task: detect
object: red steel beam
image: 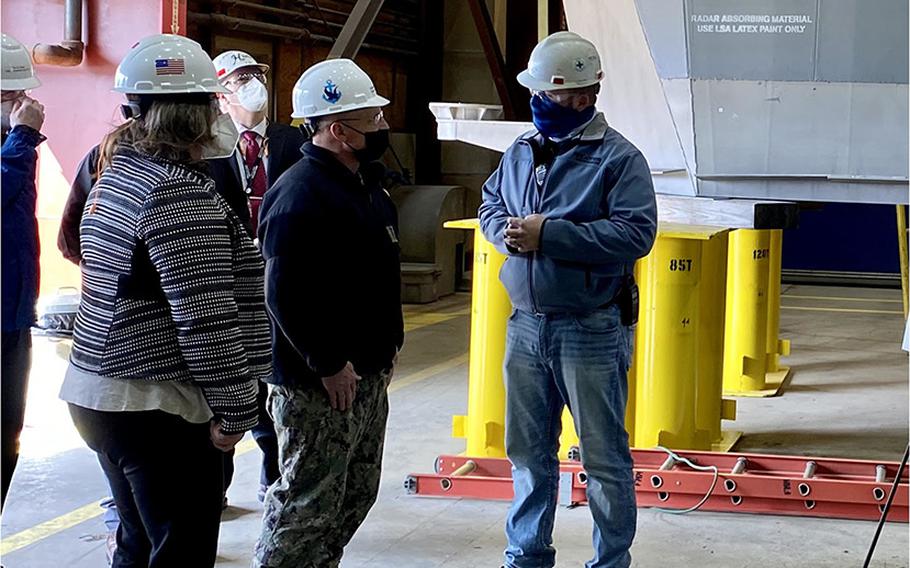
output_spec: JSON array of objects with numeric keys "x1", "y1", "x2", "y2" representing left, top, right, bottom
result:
[{"x1": 406, "y1": 450, "x2": 909, "y2": 523}]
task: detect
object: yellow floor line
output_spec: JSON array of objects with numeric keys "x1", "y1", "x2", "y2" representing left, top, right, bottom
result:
[
  {"x1": 782, "y1": 294, "x2": 903, "y2": 304},
  {"x1": 1, "y1": 355, "x2": 469, "y2": 555},
  {"x1": 389, "y1": 353, "x2": 469, "y2": 394},
  {"x1": 1, "y1": 438, "x2": 259, "y2": 556},
  {"x1": 401, "y1": 295, "x2": 471, "y2": 316},
  {"x1": 781, "y1": 305, "x2": 903, "y2": 315},
  {"x1": 404, "y1": 309, "x2": 470, "y2": 333},
  {"x1": 1, "y1": 501, "x2": 104, "y2": 556}
]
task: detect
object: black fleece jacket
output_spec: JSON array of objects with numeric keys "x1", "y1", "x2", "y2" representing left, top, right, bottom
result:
[{"x1": 258, "y1": 142, "x2": 403, "y2": 387}]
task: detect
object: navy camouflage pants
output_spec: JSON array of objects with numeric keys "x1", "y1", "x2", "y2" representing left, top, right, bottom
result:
[{"x1": 253, "y1": 371, "x2": 391, "y2": 568}]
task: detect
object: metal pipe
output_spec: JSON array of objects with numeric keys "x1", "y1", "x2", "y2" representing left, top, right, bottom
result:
[
  {"x1": 731, "y1": 457, "x2": 748, "y2": 475},
  {"x1": 450, "y1": 460, "x2": 477, "y2": 477},
  {"x1": 876, "y1": 465, "x2": 887, "y2": 483},
  {"x1": 188, "y1": 12, "x2": 418, "y2": 57},
  {"x1": 297, "y1": 0, "x2": 417, "y2": 23},
  {"x1": 797, "y1": 461, "x2": 817, "y2": 497},
  {"x1": 651, "y1": 455, "x2": 677, "y2": 489},
  {"x1": 33, "y1": 0, "x2": 85, "y2": 67},
  {"x1": 217, "y1": 0, "x2": 307, "y2": 20},
  {"x1": 303, "y1": 9, "x2": 419, "y2": 47},
  {"x1": 187, "y1": 12, "x2": 311, "y2": 40},
  {"x1": 803, "y1": 461, "x2": 817, "y2": 479}
]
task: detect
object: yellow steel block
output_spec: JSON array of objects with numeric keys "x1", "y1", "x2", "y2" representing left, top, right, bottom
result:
[
  {"x1": 721, "y1": 398, "x2": 737, "y2": 421},
  {"x1": 452, "y1": 415, "x2": 466, "y2": 439},
  {"x1": 779, "y1": 339, "x2": 792, "y2": 357},
  {"x1": 723, "y1": 230, "x2": 773, "y2": 395},
  {"x1": 765, "y1": 229, "x2": 791, "y2": 374},
  {"x1": 445, "y1": 220, "x2": 510, "y2": 457},
  {"x1": 634, "y1": 228, "x2": 720, "y2": 450},
  {"x1": 559, "y1": 409, "x2": 579, "y2": 460},
  {"x1": 694, "y1": 231, "x2": 728, "y2": 446}
]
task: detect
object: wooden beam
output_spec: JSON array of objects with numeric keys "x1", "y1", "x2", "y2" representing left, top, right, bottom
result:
[
  {"x1": 466, "y1": 0, "x2": 516, "y2": 120},
  {"x1": 327, "y1": 0, "x2": 385, "y2": 60}
]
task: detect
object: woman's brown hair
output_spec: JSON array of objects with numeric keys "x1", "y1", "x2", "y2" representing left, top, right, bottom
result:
[{"x1": 97, "y1": 93, "x2": 217, "y2": 173}]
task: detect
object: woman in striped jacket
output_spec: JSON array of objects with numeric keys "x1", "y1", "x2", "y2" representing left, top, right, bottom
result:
[{"x1": 59, "y1": 35, "x2": 270, "y2": 567}]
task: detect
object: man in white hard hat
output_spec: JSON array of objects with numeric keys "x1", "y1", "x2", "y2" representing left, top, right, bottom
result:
[
  {"x1": 209, "y1": 49, "x2": 305, "y2": 506},
  {"x1": 253, "y1": 58, "x2": 403, "y2": 568},
  {"x1": 1, "y1": 32, "x2": 46, "y2": 510},
  {"x1": 210, "y1": 50, "x2": 306, "y2": 237},
  {"x1": 479, "y1": 31, "x2": 657, "y2": 568}
]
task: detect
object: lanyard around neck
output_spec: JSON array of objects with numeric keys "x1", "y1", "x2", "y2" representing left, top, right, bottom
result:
[{"x1": 240, "y1": 135, "x2": 268, "y2": 194}]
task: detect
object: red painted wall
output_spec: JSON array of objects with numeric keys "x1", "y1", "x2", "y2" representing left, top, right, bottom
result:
[{"x1": 2, "y1": 0, "x2": 176, "y2": 293}]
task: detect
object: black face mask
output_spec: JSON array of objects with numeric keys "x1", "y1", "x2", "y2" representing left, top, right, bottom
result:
[{"x1": 342, "y1": 123, "x2": 390, "y2": 163}]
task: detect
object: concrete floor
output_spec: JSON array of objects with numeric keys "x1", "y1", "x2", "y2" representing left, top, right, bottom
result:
[{"x1": 2, "y1": 285, "x2": 908, "y2": 567}]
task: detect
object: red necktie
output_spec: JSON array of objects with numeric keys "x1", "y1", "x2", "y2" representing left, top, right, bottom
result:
[{"x1": 241, "y1": 130, "x2": 267, "y2": 234}]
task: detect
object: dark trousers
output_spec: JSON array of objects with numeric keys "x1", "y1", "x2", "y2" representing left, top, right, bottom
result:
[
  {"x1": 1, "y1": 328, "x2": 32, "y2": 509},
  {"x1": 69, "y1": 405, "x2": 224, "y2": 568},
  {"x1": 223, "y1": 381, "x2": 279, "y2": 492}
]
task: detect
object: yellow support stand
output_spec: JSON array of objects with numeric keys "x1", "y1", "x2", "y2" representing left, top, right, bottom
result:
[
  {"x1": 559, "y1": 410, "x2": 580, "y2": 460},
  {"x1": 633, "y1": 224, "x2": 740, "y2": 451},
  {"x1": 445, "y1": 220, "x2": 741, "y2": 459},
  {"x1": 765, "y1": 230, "x2": 792, "y2": 385},
  {"x1": 723, "y1": 230, "x2": 785, "y2": 397},
  {"x1": 695, "y1": 230, "x2": 741, "y2": 452},
  {"x1": 445, "y1": 220, "x2": 509, "y2": 457},
  {"x1": 897, "y1": 205, "x2": 909, "y2": 318}
]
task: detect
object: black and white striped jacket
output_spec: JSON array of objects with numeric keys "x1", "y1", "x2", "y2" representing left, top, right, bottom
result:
[{"x1": 70, "y1": 149, "x2": 271, "y2": 433}]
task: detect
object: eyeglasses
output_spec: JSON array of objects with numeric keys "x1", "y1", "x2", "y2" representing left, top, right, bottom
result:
[
  {"x1": 531, "y1": 90, "x2": 569, "y2": 103},
  {"x1": 224, "y1": 72, "x2": 267, "y2": 91},
  {"x1": 339, "y1": 110, "x2": 386, "y2": 127}
]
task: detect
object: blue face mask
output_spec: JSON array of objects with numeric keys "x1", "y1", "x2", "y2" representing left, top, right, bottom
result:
[{"x1": 530, "y1": 92, "x2": 596, "y2": 139}]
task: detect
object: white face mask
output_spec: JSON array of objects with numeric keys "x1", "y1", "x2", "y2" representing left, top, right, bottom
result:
[
  {"x1": 233, "y1": 79, "x2": 268, "y2": 113},
  {"x1": 201, "y1": 113, "x2": 241, "y2": 160}
]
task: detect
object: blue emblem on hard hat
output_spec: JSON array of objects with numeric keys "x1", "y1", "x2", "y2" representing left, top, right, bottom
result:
[
  {"x1": 575, "y1": 59, "x2": 585, "y2": 71},
  {"x1": 323, "y1": 80, "x2": 342, "y2": 104}
]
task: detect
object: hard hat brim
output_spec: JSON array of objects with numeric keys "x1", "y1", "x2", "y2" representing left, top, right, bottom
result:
[
  {"x1": 517, "y1": 69, "x2": 600, "y2": 92},
  {"x1": 221, "y1": 63, "x2": 270, "y2": 80},
  {"x1": 292, "y1": 94, "x2": 390, "y2": 119},
  {"x1": 1, "y1": 75, "x2": 41, "y2": 91},
  {"x1": 112, "y1": 83, "x2": 230, "y2": 95}
]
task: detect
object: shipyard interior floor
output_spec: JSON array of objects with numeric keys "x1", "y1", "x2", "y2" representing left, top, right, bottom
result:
[{"x1": 1, "y1": 284, "x2": 908, "y2": 568}]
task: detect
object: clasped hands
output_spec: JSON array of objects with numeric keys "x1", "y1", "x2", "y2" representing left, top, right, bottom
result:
[{"x1": 504, "y1": 214, "x2": 546, "y2": 253}]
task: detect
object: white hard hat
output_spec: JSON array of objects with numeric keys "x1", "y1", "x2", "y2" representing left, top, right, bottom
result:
[
  {"x1": 292, "y1": 58, "x2": 389, "y2": 119},
  {"x1": 1, "y1": 33, "x2": 40, "y2": 91},
  {"x1": 517, "y1": 31, "x2": 603, "y2": 92},
  {"x1": 212, "y1": 50, "x2": 269, "y2": 82},
  {"x1": 113, "y1": 34, "x2": 228, "y2": 95}
]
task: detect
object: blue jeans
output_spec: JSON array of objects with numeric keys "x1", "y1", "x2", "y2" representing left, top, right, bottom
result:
[{"x1": 503, "y1": 306, "x2": 636, "y2": 568}]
